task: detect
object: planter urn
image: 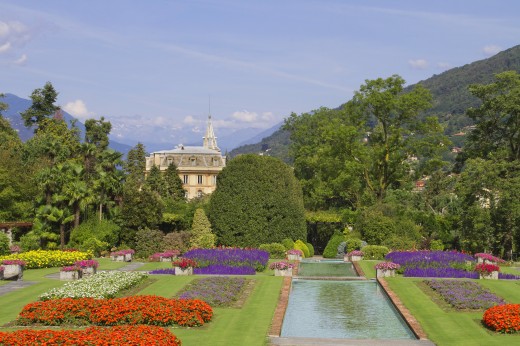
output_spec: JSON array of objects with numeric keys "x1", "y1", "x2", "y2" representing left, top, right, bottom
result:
[
  {"x1": 480, "y1": 271, "x2": 499, "y2": 280},
  {"x1": 174, "y1": 266, "x2": 193, "y2": 275},
  {"x1": 287, "y1": 254, "x2": 302, "y2": 261},
  {"x1": 60, "y1": 270, "x2": 83, "y2": 281},
  {"x1": 82, "y1": 266, "x2": 97, "y2": 276},
  {"x1": 3, "y1": 264, "x2": 23, "y2": 280},
  {"x1": 350, "y1": 255, "x2": 363, "y2": 262},
  {"x1": 376, "y1": 268, "x2": 396, "y2": 278},
  {"x1": 274, "y1": 268, "x2": 293, "y2": 277}
]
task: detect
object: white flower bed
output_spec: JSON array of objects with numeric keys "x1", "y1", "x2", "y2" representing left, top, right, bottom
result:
[{"x1": 39, "y1": 271, "x2": 148, "y2": 301}]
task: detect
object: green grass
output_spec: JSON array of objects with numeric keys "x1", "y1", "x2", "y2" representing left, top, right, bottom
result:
[
  {"x1": 96, "y1": 257, "x2": 129, "y2": 270},
  {"x1": 357, "y1": 260, "x2": 380, "y2": 278},
  {"x1": 386, "y1": 277, "x2": 520, "y2": 346}
]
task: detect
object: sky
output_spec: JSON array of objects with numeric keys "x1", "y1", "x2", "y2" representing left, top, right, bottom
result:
[{"x1": 1, "y1": 0, "x2": 520, "y2": 148}]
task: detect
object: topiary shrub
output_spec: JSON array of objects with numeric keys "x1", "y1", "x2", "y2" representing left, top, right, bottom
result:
[
  {"x1": 294, "y1": 239, "x2": 310, "y2": 258},
  {"x1": 345, "y1": 238, "x2": 362, "y2": 253},
  {"x1": 259, "y1": 243, "x2": 286, "y2": 259},
  {"x1": 361, "y1": 245, "x2": 389, "y2": 260},
  {"x1": 281, "y1": 238, "x2": 295, "y2": 251},
  {"x1": 322, "y1": 232, "x2": 345, "y2": 258},
  {"x1": 305, "y1": 242, "x2": 315, "y2": 257},
  {"x1": 134, "y1": 228, "x2": 165, "y2": 259}
]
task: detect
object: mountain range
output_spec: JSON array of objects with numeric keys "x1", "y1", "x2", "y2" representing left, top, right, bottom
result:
[{"x1": 229, "y1": 44, "x2": 520, "y2": 162}]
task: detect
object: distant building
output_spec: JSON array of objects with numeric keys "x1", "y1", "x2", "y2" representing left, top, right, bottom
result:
[{"x1": 145, "y1": 115, "x2": 226, "y2": 199}]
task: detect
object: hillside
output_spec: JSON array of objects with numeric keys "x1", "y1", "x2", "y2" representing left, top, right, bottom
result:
[{"x1": 230, "y1": 44, "x2": 520, "y2": 162}]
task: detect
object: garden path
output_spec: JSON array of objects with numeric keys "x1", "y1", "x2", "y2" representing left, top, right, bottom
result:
[
  {"x1": 116, "y1": 262, "x2": 145, "y2": 271},
  {"x1": 0, "y1": 280, "x2": 37, "y2": 297}
]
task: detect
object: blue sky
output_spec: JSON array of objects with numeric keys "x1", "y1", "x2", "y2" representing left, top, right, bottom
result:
[{"x1": 1, "y1": 0, "x2": 520, "y2": 147}]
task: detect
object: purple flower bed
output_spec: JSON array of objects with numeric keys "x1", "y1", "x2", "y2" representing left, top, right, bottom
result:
[
  {"x1": 194, "y1": 265, "x2": 256, "y2": 275},
  {"x1": 149, "y1": 268, "x2": 176, "y2": 275},
  {"x1": 183, "y1": 248, "x2": 269, "y2": 272},
  {"x1": 498, "y1": 272, "x2": 520, "y2": 280},
  {"x1": 425, "y1": 279, "x2": 506, "y2": 310},
  {"x1": 177, "y1": 277, "x2": 248, "y2": 307},
  {"x1": 406, "y1": 267, "x2": 478, "y2": 279}
]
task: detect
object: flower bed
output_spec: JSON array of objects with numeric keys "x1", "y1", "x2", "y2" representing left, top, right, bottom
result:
[
  {"x1": 149, "y1": 250, "x2": 180, "y2": 262},
  {"x1": 405, "y1": 267, "x2": 479, "y2": 279},
  {"x1": 172, "y1": 257, "x2": 198, "y2": 269},
  {"x1": 498, "y1": 272, "x2": 520, "y2": 280},
  {"x1": 269, "y1": 261, "x2": 295, "y2": 270},
  {"x1": 183, "y1": 247, "x2": 269, "y2": 272},
  {"x1": 374, "y1": 262, "x2": 400, "y2": 270},
  {"x1": 385, "y1": 250, "x2": 475, "y2": 277},
  {"x1": 0, "y1": 250, "x2": 91, "y2": 269},
  {"x1": 483, "y1": 304, "x2": 520, "y2": 333},
  {"x1": 17, "y1": 295, "x2": 212, "y2": 327},
  {"x1": 39, "y1": 271, "x2": 147, "y2": 300},
  {"x1": 425, "y1": 279, "x2": 506, "y2": 310},
  {"x1": 0, "y1": 325, "x2": 181, "y2": 346},
  {"x1": 177, "y1": 277, "x2": 248, "y2": 307},
  {"x1": 195, "y1": 264, "x2": 256, "y2": 275},
  {"x1": 475, "y1": 263, "x2": 500, "y2": 275}
]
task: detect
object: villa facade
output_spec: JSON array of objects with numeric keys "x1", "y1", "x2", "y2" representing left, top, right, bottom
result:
[{"x1": 145, "y1": 115, "x2": 226, "y2": 199}]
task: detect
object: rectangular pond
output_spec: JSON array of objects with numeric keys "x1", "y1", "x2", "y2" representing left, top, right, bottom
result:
[
  {"x1": 281, "y1": 279, "x2": 416, "y2": 339},
  {"x1": 298, "y1": 260, "x2": 357, "y2": 277}
]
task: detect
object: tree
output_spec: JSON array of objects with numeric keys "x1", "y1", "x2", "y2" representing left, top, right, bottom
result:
[
  {"x1": 20, "y1": 82, "x2": 59, "y2": 132},
  {"x1": 124, "y1": 143, "x2": 146, "y2": 189},
  {"x1": 189, "y1": 208, "x2": 215, "y2": 248},
  {"x1": 465, "y1": 70, "x2": 520, "y2": 162},
  {"x1": 145, "y1": 165, "x2": 165, "y2": 196},
  {"x1": 164, "y1": 163, "x2": 185, "y2": 202},
  {"x1": 208, "y1": 154, "x2": 306, "y2": 247}
]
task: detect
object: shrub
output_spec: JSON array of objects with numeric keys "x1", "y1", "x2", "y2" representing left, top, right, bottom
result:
[
  {"x1": 382, "y1": 235, "x2": 417, "y2": 251},
  {"x1": 0, "y1": 233, "x2": 9, "y2": 255},
  {"x1": 258, "y1": 243, "x2": 286, "y2": 259},
  {"x1": 79, "y1": 237, "x2": 109, "y2": 257},
  {"x1": 305, "y1": 242, "x2": 315, "y2": 257},
  {"x1": 19, "y1": 232, "x2": 40, "y2": 251},
  {"x1": 189, "y1": 208, "x2": 216, "y2": 249},
  {"x1": 345, "y1": 238, "x2": 362, "y2": 253},
  {"x1": 294, "y1": 239, "x2": 310, "y2": 258},
  {"x1": 134, "y1": 228, "x2": 165, "y2": 258},
  {"x1": 281, "y1": 238, "x2": 295, "y2": 250},
  {"x1": 483, "y1": 304, "x2": 520, "y2": 333},
  {"x1": 163, "y1": 231, "x2": 191, "y2": 254},
  {"x1": 69, "y1": 219, "x2": 118, "y2": 250},
  {"x1": 430, "y1": 239, "x2": 445, "y2": 251},
  {"x1": 361, "y1": 245, "x2": 389, "y2": 260},
  {"x1": 322, "y1": 232, "x2": 345, "y2": 258}
]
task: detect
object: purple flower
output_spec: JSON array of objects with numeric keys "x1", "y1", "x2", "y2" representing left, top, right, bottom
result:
[
  {"x1": 183, "y1": 247, "x2": 269, "y2": 272},
  {"x1": 425, "y1": 279, "x2": 505, "y2": 310},
  {"x1": 177, "y1": 277, "x2": 247, "y2": 307}
]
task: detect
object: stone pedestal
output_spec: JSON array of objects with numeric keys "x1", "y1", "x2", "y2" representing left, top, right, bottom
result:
[
  {"x1": 287, "y1": 254, "x2": 302, "y2": 261},
  {"x1": 160, "y1": 256, "x2": 173, "y2": 262},
  {"x1": 480, "y1": 271, "x2": 499, "y2": 280},
  {"x1": 124, "y1": 254, "x2": 133, "y2": 262},
  {"x1": 350, "y1": 255, "x2": 363, "y2": 262},
  {"x1": 274, "y1": 268, "x2": 293, "y2": 277},
  {"x1": 174, "y1": 267, "x2": 193, "y2": 275},
  {"x1": 82, "y1": 266, "x2": 97, "y2": 276},
  {"x1": 60, "y1": 270, "x2": 82, "y2": 281},
  {"x1": 376, "y1": 268, "x2": 396, "y2": 278},
  {"x1": 3, "y1": 264, "x2": 23, "y2": 280}
]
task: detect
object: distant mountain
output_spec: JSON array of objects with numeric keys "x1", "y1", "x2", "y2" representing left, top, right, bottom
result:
[
  {"x1": 1, "y1": 93, "x2": 132, "y2": 155},
  {"x1": 230, "y1": 44, "x2": 520, "y2": 162}
]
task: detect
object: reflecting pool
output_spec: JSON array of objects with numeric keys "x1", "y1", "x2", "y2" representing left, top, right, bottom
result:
[
  {"x1": 281, "y1": 279, "x2": 416, "y2": 339},
  {"x1": 298, "y1": 260, "x2": 357, "y2": 277}
]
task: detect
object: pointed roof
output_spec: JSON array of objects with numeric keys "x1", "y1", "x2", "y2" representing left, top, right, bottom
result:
[{"x1": 203, "y1": 114, "x2": 219, "y2": 151}]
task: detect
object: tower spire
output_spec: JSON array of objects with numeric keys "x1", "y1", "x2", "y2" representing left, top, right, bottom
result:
[{"x1": 203, "y1": 106, "x2": 219, "y2": 151}]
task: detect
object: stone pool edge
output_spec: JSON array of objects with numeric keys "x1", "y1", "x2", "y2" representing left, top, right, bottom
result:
[{"x1": 377, "y1": 277, "x2": 429, "y2": 341}]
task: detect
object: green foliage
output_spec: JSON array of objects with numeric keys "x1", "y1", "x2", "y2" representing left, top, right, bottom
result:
[
  {"x1": 430, "y1": 239, "x2": 445, "y2": 251},
  {"x1": 382, "y1": 235, "x2": 417, "y2": 251},
  {"x1": 0, "y1": 232, "x2": 9, "y2": 255},
  {"x1": 209, "y1": 155, "x2": 306, "y2": 247},
  {"x1": 305, "y1": 242, "x2": 315, "y2": 257},
  {"x1": 134, "y1": 228, "x2": 165, "y2": 258},
  {"x1": 19, "y1": 232, "x2": 41, "y2": 251},
  {"x1": 69, "y1": 219, "x2": 119, "y2": 249},
  {"x1": 163, "y1": 231, "x2": 191, "y2": 254},
  {"x1": 258, "y1": 243, "x2": 286, "y2": 259},
  {"x1": 361, "y1": 245, "x2": 389, "y2": 260},
  {"x1": 345, "y1": 238, "x2": 362, "y2": 253},
  {"x1": 163, "y1": 163, "x2": 185, "y2": 202},
  {"x1": 189, "y1": 208, "x2": 216, "y2": 249},
  {"x1": 281, "y1": 238, "x2": 295, "y2": 250},
  {"x1": 322, "y1": 232, "x2": 345, "y2": 258},
  {"x1": 356, "y1": 209, "x2": 396, "y2": 245},
  {"x1": 79, "y1": 237, "x2": 109, "y2": 257},
  {"x1": 20, "y1": 82, "x2": 59, "y2": 131},
  {"x1": 294, "y1": 239, "x2": 310, "y2": 258},
  {"x1": 145, "y1": 165, "x2": 164, "y2": 196}
]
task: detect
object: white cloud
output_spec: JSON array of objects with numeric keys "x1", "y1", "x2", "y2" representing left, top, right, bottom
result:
[
  {"x1": 183, "y1": 115, "x2": 199, "y2": 125},
  {"x1": 483, "y1": 45, "x2": 501, "y2": 56},
  {"x1": 437, "y1": 62, "x2": 451, "y2": 69},
  {"x1": 0, "y1": 20, "x2": 30, "y2": 54},
  {"x1": 232, "y1": 110, "x2": 258, "y2": 123},
  {"x1": 63, "y1": 99, "x2": 90, "y2": 119},
  {"x1": 14, "y1": 53, "x2": 27, "y2": 65},
  {"x1": 408, "y1": 59, "x2": 429, "y2": 70},
  {"x1": 0, "y1": 41, "x2": 11, "y2": 53},
  {"x1": 260, "y1": 112, "x2": 274, "y2": 122}
]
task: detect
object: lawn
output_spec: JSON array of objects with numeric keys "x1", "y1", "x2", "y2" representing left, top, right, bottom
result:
[{"x1": 0, "y1": 258, "x2": 284, "y2": 346}]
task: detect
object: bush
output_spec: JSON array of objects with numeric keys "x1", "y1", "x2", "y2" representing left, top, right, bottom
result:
[
  {"x1": 430, "y1": 239, "x2": 445, "y2": 251},
  {"x1": 322, "y1": 232, "x2": 345, "y2": 258},
  {"x1": 79, "y1": 237, "x2": 109, "y2": 257},
  {"x1": 382, "y1": 235, "x2": 417, "y2": 251},
  {"x1": 305, "y1": 242, "x2": 315, "y2": 257},
  {"x1": 259, "y1": 243, "x2": 286, "y2": 259},
  {"x1": 281, "y1": 238, "x2": 295, "y2": 250},
  {"x1": 189, "y1": 209, "x2": 216, "y2": 249},
  {"x1": 294, "y1": 239, "x2": 310, "y2": 258},
  {"x1": 345, "y1": 238, "x2": 362, "y2": 253},
  {"x1": 0, "y1": 233, "x2": 9, "y2": 255},
  {"x1": 19, "y1": 232, "x2": 40, "y2": 251},
  {"x1": 361, "y1": 245, "x2": 389, "y2": 260},
  {"x1": 69, "y1": 219, "x2": 119, "y2": 250},
  {"x1": 163, "y1": 231, "x2": 191, "y2": 254},
  {"x1": 134, "y1": 228, "x2": 165, "y2": 259}
]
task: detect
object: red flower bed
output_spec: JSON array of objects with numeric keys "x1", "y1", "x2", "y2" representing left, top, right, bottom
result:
[
  {"x1": 17, "y1": 295, "x2": 212, "y2": 327},
  {"x1": 483, "y1": 304, "x2": 520, "y2": 333},
  {"x1": 0, "y1": 325, "x2": 181, "y2": 345}
]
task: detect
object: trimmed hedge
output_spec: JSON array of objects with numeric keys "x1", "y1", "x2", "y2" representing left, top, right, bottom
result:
[
  {"x1": 294, "y1": 240, "x2": 310, "y2": 258},
  {"x1": 305, "y1": 242, "x2": 315, "y2": 257},
  {"x1": 323, "y1": 233, "x2": 345, "y2": 258},
  {"x1": 361, "y1": 245, "x2": 389, "y2": 260},
  {"x1": 259, "y1": 243, "x2": 286, "y2": 259}
]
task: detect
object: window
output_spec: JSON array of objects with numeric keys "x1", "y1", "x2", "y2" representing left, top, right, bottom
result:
[
  {"x1": 212, "y1": 175, "x2": 217, "y2": 185},
  {"x1": 197, "y1": 190, "x2": 203, "y2": 198},
  {"x1": 167, "y1": 158, "x2": 173, "y2": 166},
  {"x1": 190, "y1": 157, "x2": 196, "y2": 166},
  {"x1": 183, "y1": 175, "x2": 189, "y2": 184},
  {"x1": 198, "y1": 175, "x2": 203, "y2": 184}
]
